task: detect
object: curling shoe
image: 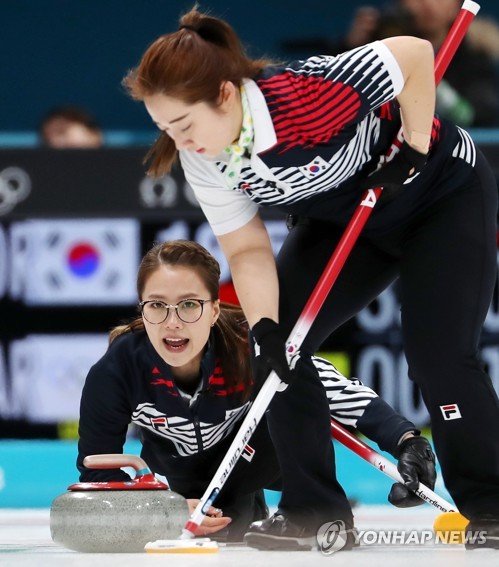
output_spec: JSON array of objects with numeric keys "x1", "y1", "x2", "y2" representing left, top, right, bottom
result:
[
  {"x1": 465, "y1": 515, "x2": 499, "y2": 550},
  {"x1": 244, "y1": 512, "x2": 358, "y2": 551},
  {"x1": 244, "y1": 513, "x2": 316, "y2": 550}
]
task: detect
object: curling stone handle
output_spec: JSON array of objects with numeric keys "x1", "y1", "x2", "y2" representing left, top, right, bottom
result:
[{"x1": 83, "y1": 454, "x2": 153, "y2": 478}]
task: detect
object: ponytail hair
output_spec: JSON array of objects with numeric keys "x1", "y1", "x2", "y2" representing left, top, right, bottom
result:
[
  {"x1": 122, "y1": 6, "x2": 274, "y2": 177},
  {"x1": 109, "y1": 318, "x2": 144, "y2": 344}
]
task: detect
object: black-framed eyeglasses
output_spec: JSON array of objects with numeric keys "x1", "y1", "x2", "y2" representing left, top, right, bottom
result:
[{"x1": 139, "y1": 299, "x2": 212, "y2": 324}]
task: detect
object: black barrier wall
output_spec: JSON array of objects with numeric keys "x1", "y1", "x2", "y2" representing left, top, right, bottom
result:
[{"x1": 0, "y1": 147, "x2": 498, "y2": 437}]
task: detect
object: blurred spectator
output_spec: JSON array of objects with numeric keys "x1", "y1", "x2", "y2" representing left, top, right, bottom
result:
[
  {"x1": 282, "y1": 0, "x2": 499, "y2": 127},
  {"x1": 39, "y1": 106, "x2": 103, "y2": 148},
  {"x1": 467, "y1": 15, "x2": 499, "y2": 63}
]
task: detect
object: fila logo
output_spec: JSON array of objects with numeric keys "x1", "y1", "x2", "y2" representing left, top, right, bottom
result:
[
  {"x1": 151, "y1": 416, "x2": 168, "y2": 430},
  {"x1": 242, "y1": 444, "x2": 255, "y2": 462},
  {"x1": 440, "y1": 404, "x2": 462, "y2": 421}
]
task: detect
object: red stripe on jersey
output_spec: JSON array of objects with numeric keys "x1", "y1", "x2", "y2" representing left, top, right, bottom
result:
[
  {"x1": 258, "y1": 73, "x2": 361, "y2": 152},
  {"x1": 151, "y1": 378, "x2": 175, "y2": 387},
  {"x1": 208, "y1": 360, "x2": 246, "y2": 396},
  {"x1": 379, "y1": 102, "x2": 392, "y2": 121},
  {"x1": 430, "y1": 116, "x2": 441, "y2": 150},
  {"x1": 212, "y1": 382, "x2": 246, "y2": 396}
]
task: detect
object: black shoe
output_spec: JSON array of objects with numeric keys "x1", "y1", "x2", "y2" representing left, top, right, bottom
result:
[
  {"x1": 244, "y1": 513, "x2": 316, "y2": 550},
  {"x1": 244, "y1": 512, "x2": 357, "y2": 551},
  {"x1": 465, "y1": 515, "x2": 499, "y2": 550}
]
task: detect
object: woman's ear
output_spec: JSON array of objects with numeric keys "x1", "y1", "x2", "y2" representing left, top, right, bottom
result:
[
  {"x1": 219, "y1": 81, "x2": 237, "y2": 106},
  {"x1": 211, "y1": 299, "x2": 221, "y2": 326}
]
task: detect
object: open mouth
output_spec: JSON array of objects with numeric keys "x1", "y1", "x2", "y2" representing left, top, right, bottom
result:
[{"x1": 162, "y1": 337, "x2": 189, "y2": 352}]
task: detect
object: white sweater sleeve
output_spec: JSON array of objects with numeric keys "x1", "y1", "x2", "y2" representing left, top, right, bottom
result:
[
  {"x1": 179, "y1": 150, "x2": 259, "y2": 236},
  {"x1": 369, "y1": 40, "x2": 405, "y2": 98}
]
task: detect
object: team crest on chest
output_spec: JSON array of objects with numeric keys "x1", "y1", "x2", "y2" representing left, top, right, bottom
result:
[{"x1": 298, "y1": 156, "x2": 330, "y2": 179}]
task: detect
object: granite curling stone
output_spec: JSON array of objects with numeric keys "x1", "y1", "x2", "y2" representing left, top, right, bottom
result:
[{"x1": 50, "y1": 454, "x2": 189, "y2": 553}]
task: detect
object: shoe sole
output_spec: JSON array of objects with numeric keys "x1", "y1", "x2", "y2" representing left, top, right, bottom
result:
[
  {"x1": 465, "y1": 535, "x2": 499, "y2": 551},
  {"x1": 244, "y1": 533, "x2": 315, "y2": 551},
  {"x1": 465, "y1": 523, "x2": 499, "y2": 550}
]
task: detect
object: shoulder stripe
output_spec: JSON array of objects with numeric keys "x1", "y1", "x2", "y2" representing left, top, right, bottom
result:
[{"x1": 452, "y1": 127, "x2": 476, "y2": 166}]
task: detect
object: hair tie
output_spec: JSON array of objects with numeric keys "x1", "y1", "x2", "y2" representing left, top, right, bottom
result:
[{"x1": 179, "y1": 24, "x2": 197, "y2": 32}]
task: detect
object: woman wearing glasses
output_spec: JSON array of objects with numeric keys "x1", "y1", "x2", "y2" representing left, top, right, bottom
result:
[{"x1": 77, "y1": 239, "x2": 435, "y2": 545}]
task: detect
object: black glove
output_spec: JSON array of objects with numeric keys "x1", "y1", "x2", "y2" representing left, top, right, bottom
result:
[
  {"x1": 388, "y1": 434, "x2": 437, "y2": 508},
  {"x1": 251, "y1": 318, "x2": 292, "y2": 389},
  {"x1": 360, "y1": 140, "x2": 428, "y2": 198}
]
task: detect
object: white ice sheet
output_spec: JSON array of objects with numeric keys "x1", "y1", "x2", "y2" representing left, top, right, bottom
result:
[{"x1": 1, "y1": 506, "x2": 497, "y2": 567}]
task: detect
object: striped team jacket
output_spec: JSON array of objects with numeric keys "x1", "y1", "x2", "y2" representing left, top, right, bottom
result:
[{"x1": 77, "y1": 329, "x2": 415, "y2": 494}]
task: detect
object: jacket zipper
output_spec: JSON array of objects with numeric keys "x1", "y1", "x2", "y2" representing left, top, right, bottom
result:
[{"x1": 192, "y1": 415, "x2": 203, "y2": 451}]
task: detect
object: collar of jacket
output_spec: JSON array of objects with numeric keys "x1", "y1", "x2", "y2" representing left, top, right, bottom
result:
[{"x1": 144, "y1": 329, "x2": 217, "y2": 393}]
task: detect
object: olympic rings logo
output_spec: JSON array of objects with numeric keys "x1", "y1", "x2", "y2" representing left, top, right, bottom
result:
[
  {"x1": 0, "y1": 167, "x2": 31, "y2": 215},
  {"x1": 138, "y1": 175, "x2": 200, "y2": 209},
  {"x1": 138, "y1": 175, "x2": 178, "y2": 208}
]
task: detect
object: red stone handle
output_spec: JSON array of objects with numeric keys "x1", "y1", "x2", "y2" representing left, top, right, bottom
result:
[{"x1": 81, "y1": 454, "x2": 168, "y2": 488}]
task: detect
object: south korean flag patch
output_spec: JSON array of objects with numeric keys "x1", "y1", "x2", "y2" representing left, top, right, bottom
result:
[{"x1": 298, "y1": 156, "x2": 330, "y2": 179}]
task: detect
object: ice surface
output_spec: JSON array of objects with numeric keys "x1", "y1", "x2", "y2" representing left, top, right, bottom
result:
[{"x1": 1, "y1": 506, "x2": 497, "y2": 566}]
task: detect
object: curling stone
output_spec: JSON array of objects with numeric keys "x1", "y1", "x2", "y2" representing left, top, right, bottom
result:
[{"x1": 50, "y1": 454, "x2": 189, "y2": 553}]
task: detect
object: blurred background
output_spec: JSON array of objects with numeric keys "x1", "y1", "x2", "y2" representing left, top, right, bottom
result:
[
  {"x1": 5, "y1": 0, "x2": 499, "y2": 135},
  {"x1": 4, "y1": 0, "x2": 401, "y2": 136},
  {"x1": 1, "y1": 0, "x2": 499, "y2": 508}
]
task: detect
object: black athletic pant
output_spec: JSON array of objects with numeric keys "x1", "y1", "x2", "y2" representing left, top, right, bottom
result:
[
  {"x1": 274, "y1": 150, "x2": 499, "y2": 521},
  {"x1": 266, "y1": 356, "x2": 354, "y2": 527}
]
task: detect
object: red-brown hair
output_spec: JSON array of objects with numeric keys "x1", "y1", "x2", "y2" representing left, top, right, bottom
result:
[
  {"x1": 122, "y1": 6, "x2": 273, "y2": 176},
  {"x1": 110, "y1": 240, "x2": 251, "y2": 398}
]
